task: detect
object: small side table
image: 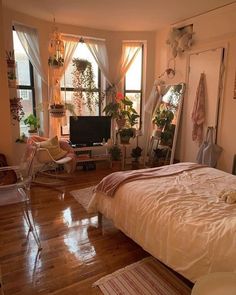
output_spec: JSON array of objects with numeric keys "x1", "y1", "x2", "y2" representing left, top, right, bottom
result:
[{"x1": 191, "y1": 272, "x2": 236, "y2": 295}]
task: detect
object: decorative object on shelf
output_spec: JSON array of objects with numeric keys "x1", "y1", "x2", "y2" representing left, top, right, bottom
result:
[
  {"x1": 6, "y1": 50, "x2": 17, "y2": 87},
  {"x1": 72, "y1": 58, "x2": 98, "y2": 114},
  {"x1": 10, "y1": 97, "x2": 25, "y2": 122},
  {"x1": 48, "y1": 20, "x2": 65, "y2": 119},
  {"x1": 166, "y1": 26, "x2": 194, "y2": 58},
  {"x1": 23, "y1": 114, "x2": 40, "y2": 133}
]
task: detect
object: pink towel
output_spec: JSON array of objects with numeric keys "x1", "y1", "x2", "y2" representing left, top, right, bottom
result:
[{"x1": 192, "y1": 73, "x2": 206, "y2": 144}]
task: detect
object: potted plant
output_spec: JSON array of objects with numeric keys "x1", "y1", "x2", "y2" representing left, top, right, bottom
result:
[
  {"x1": 131, "y1": 146, "x2": 142, "y2": 169},
  {"x1": 72, "y1": 58, "x2": 98, "y2": 114},
  {"x1": 103, "y1": 93, "x2": 139, "y2": 130},
  {"x1": 119, "y1": 128, "x2": 135, "y2": 144},
  {"x1": 23, "y1": 114, "x2": 40, "y2": 133},
  {"x1": 10, "y1": 97, "x2": 25, "y2": 122},
  {"x1": 108, "y1": 144, "x2": 122, "y2": 171}
]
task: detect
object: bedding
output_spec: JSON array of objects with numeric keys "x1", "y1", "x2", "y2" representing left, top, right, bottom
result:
[{"x1": 88, "y1": 163, "x2": 236, "y2": 283}]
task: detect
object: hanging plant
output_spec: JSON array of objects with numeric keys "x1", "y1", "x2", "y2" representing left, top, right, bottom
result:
[
  {"x1": 10, "y1": 97, "x2": 25, "y2": 122},
  {"x1": 72, "y1": 58, "x2": 99, "y2": 114}
]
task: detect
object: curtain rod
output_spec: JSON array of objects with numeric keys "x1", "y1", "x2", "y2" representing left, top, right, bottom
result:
[
  {"x1": 171, "y1": 1, "x2": 236, "y2": 26},
  {"x1": 62, "y1": 33, "x2": 105, "y2": 42}
]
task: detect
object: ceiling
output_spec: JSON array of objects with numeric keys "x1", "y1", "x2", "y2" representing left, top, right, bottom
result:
[{"x1": 4, "y1": 0, "x2": 236, "y2": 31}]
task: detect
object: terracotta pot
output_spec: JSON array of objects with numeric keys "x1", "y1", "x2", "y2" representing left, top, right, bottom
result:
[
  {"x1": 116, "y1": 118, "x2": 126, "y2": 129},
  {"x1": 120, "y1": 135, "x2": 131, "y2": 144}
]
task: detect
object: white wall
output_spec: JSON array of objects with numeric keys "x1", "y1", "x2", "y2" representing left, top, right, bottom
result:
[
  {"x1": 0, "y1": 0, "x2": 13, "y2": 163},
  {"x1": 155, "y1": 3, "x2": 236, "y2": 173}
]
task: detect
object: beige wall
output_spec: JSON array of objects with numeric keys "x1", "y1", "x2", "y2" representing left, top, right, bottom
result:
[
  {"x1": 0, "y1": 1, "x2": 13, "y2": 163},
  {"x1": 1, "y1": 6, "x2": 156, "y2": 163},
  {"x1": 155, "y1": 3, "x2": 236, "y2": 173}
]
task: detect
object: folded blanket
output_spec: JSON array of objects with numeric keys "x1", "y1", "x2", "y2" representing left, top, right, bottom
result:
[
  {"x1": 218, "y1": 190, "x2": 236, "y2": 204},
  {"x1": 95, "y1": 162, "x2": 205, "y2": 197}
]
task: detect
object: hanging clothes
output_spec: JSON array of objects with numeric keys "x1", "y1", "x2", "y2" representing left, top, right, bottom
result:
[{"x1": 191, "y1": 73, "x2": 206, "y2": 144}]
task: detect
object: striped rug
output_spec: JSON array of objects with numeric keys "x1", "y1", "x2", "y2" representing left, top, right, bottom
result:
[{"x1": 94, "y1": 257, "x2": 192, "y2": 295}]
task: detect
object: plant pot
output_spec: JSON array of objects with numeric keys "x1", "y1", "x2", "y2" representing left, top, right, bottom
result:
[
  {"x1": 49, "y1": 104, "x2": 66, "y2": 118},
  {"x1": 116, "y1": 118, "x2": 126, "y2": 129},
  {"x1": 120, "y1": 135, "x2": 131, "y2": 144}
]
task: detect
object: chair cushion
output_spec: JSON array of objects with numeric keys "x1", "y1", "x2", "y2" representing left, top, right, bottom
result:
[{"x1": 39, "y1": 136, "x2": 67, "y2": 160}]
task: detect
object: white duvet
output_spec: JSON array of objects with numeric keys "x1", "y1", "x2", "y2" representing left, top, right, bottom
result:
[{"x1": 88, "y1": 166, "x2": 236, "y2": 282}]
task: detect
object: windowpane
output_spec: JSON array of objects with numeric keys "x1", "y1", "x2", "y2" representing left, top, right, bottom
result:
[
  {"x1": 124, "y1": 45, "x2": 143, "y2": 129},
  {"x1": 125, "y1": 49, "x2": 142, "y2": 91},
  {"x1": 13, "y1": 31, "x2": 31, "y2": 86},
  {"x1": 125, "y1": 92, "x2": 141, "y2": 127},
  {"x1": 61, "y1": 41, "x2": 101, "y2": 135},
  {"x1": 12, "y1": 29, "x2": 35, "y2": 135},
  {"x1": 61, "y1": 43, "x2": 99, "y2": 89}
]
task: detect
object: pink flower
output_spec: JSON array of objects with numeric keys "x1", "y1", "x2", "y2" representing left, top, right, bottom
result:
[{"x1": 116, "y1": 92, "x2": 124, "y2": 102}]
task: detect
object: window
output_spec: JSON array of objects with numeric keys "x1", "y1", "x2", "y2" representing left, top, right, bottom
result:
[
  {"x1": 61, "y1": 42, "x2": 102, "y2": 135},
  {"x1": 13, "y1": 30, "x2": 35, "y2": 134},
  {"x1": 124, "y1": 45, "x2": 143, "y2": 129}
]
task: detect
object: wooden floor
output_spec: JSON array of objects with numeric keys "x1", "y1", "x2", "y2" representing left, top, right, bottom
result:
[{"x1": 0, "y1": 166, "x2": 150, "y2": 295}]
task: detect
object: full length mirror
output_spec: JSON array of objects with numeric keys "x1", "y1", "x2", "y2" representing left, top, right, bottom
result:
[{"x1": 148, "y1": 82, "x2": 185, "y2": 166}]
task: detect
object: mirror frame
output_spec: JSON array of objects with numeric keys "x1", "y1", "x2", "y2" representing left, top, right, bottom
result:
[{"x1": 149, "y1": 82, "x2": 186, "y2": 166}]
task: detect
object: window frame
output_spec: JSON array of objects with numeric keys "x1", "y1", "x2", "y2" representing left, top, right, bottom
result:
[
  {"x1": 12, "y1": 27, "x2": 36, "y2": 117},
  {"x1": 60, "y1": 66, "x2": 102, "y2": 136},
  {"x1": 124, "y1": 44, "x2": 144, "y2": 129}
]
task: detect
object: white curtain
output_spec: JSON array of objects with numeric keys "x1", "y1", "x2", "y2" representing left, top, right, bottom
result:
[
  {"x1": 49, "y1": 40, "x2": 78, "y2": 138},
  {"x1": 116, "y1": 42, "x2": 142, "y2": 86},
  {"x1": 86, "y1": 38, "x2": 111, "y2": 86},
  {"x1": 143, "y1": 80, "x2": 165, "y2": 165},
  {"x1": 14, "y1": 23, "x2": 47, "y2": 83}
]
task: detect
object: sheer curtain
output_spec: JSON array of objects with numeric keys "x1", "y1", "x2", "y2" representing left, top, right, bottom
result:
[
  {"x1": 14, "y1": 23, "x2": 46, "y2": 82},
  {"x1": 49, "y1": 40, "x2": 78, "y2": 138},
  {"x1": 86, "y1": 38, "x2": 111, "y2": 86},
  {"x1": 117, "y1": 42, "x2": 142, "y2": 86}
]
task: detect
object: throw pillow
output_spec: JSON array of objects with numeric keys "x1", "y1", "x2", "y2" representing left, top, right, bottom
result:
[{"x1": 39, "y1": 136, "x2": 67, "y2": 160}]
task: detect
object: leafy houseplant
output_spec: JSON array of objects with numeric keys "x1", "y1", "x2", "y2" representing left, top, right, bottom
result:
[
  {"x1": 153, "y1": 103, "x2": 175, "y2": 146},
  {"x1": 103, "y1": 93, "x2": 139, "y2": 144},
  {"x1": 10, "y1": 97, "x2": 25, "y2": 122},
  {"x1": 131, "y1": 146, "x2": 142, "y2": 162},
  {"x1": 72, "y1": 58, "x2": 98, "y2": 114},
  {"x1": 108, "y1": 144, "x2": 122, "y2": 171},
  {"x1": 108, "y1": 144, "x2": 122, "y2": 161},
  {"x1": 119, "y1": 128, "x2": 135, "y2": 144},
  {"x1": 23, "y1": 114, "x2": 40, "y2": 133},
  {"x1": 131, "y1": 145, "x2": 143, "y2": 169}
]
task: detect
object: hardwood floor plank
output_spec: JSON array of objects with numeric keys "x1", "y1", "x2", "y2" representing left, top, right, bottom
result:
[{"x1": 0, "y1": 167, "x2": 191, "y2": 294}]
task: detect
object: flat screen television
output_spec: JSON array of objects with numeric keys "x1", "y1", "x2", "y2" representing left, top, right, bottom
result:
[{"x1": 70, "y1": 116, "x2": 111, "y2": 147}]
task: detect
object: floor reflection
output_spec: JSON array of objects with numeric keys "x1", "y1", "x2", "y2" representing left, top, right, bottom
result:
[{"x1": 63, "y1": 215, "x2": 98, "y2": 262}]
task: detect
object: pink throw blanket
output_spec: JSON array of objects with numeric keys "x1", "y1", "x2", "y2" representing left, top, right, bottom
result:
[{"x1": 95, "y1": 162, "x2": 205, "y2": 197}]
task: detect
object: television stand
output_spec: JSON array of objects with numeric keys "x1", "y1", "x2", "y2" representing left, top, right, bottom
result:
[{"x1": 72, "y1": 145, "x2": 111, "y2": 168}]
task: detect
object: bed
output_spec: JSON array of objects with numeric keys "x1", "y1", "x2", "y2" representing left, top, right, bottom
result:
[{"x1": 87, "y1": 162, "x2": 236, "y2": 283}]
